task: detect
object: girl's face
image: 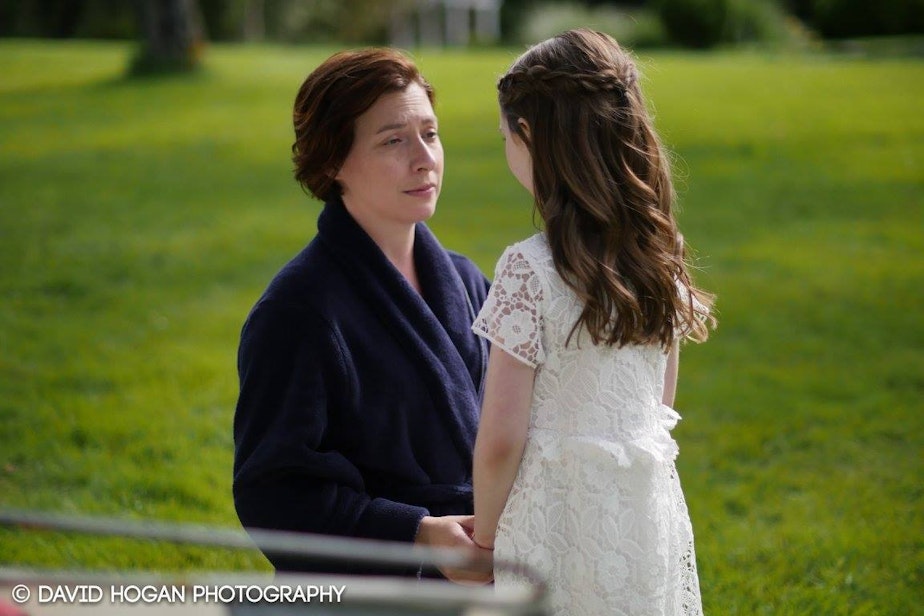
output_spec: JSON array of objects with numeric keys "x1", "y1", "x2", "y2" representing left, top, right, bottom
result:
[{"x1": 500, "y1": 112, "x2": 533, "y2": 196}]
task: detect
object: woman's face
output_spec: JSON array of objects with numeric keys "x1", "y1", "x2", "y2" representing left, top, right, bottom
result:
[
  {"x1": 336, "y1": 83, "x2": 442, "y2": 234},
  {"x1": 500, "y1": 113, "x2": 533, "y2": 196}
]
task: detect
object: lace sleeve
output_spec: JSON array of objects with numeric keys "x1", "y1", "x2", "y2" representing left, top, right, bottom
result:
[{"x1": 472, "y1": 246, "x2": 545, "y2": 368}]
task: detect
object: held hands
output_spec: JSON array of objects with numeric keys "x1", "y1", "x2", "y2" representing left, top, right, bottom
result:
[{"x1": 415, "y1": 515, "x2": 494, "y2": 584}]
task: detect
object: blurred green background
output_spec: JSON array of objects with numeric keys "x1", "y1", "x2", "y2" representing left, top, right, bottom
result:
[{"x1": 1, "y1": 1, "x2": 922, "y2": 614}]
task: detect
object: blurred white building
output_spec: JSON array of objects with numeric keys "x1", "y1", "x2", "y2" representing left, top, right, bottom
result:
[{"x1": 390, "y1": 0, "x2": 501, "y2": 47}]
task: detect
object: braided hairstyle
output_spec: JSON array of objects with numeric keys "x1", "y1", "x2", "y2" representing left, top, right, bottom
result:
[{"x1": 498, "y1": 29, "x2": 714, "y2": 348}]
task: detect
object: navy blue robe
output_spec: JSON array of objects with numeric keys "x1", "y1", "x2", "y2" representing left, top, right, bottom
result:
[{"x1": 233, "y1": 199, "x2": 490, "y2": 574}]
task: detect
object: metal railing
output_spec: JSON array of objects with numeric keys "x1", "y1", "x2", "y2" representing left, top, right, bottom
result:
[{"x1": 0, "y1": 509, "x2": 548, "y2": 615}]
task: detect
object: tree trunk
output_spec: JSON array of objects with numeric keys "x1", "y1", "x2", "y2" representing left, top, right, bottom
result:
[
  {"x1": 131, "y1": 0, "x2": 205, "y2": 75},
  {"x1": 243, "y1": 0, "x2": 265, "y2": 42}
]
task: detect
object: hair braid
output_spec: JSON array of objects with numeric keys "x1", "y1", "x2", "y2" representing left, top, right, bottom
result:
[
  {"x1": 499, "y1": 65, "x2": 638, "y2": 106},
  {"x1": 497, "y1": 29, "x2": 716, "y2": 348}
]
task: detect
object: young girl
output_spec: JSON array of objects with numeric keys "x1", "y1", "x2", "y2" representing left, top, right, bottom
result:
[{"x1": 471, "y1": 29, "x2": 716, "y2": 614}]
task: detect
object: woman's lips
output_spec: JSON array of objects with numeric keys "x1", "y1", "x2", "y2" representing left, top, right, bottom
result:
[{"x1": 404, "y1": 185, "x2": 436, "y2": 197}]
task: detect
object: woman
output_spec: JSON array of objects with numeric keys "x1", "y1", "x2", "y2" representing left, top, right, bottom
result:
[{"x1": 232, "y1": 48, "x2": 492, "y2": 581}]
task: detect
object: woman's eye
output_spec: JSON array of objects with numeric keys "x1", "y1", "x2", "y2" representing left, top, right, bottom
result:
[{"x1": 385, "y1": 137, "x2": 401, "y2": 145}]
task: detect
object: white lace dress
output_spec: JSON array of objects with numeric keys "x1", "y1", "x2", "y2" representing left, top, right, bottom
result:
[{"x1": 472, "y1": 233, "x2": 703, "y2": 615}]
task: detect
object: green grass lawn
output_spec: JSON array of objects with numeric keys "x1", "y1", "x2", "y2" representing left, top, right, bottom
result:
[{"x1": 0, "y1": 39, "x2": 921, "y2": 613}]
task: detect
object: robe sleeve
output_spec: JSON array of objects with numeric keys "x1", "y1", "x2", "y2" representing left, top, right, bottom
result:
[{"x1": 232, "y1": 300, "x2": 428, "y2": 565}]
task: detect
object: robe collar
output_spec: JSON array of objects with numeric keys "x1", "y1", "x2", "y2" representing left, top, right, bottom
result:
[{"x1": 316, "y1": 199, "x2": 484, "y2": 463}]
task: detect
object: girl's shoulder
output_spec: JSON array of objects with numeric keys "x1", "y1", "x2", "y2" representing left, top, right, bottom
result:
[
  {"x1": 503, "y1": 232, "x2": 551, "y2": 266},
  {"x1": 492, "y1": 233, "x2": 553, "y2": 282},
  {"x1": 492, "y1": 233, "x2": 555, "y2": 302}
]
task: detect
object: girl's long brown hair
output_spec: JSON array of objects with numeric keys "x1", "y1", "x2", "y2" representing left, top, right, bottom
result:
[{"x1": 498, "y1": 29, "x2": 715, "y2": 348}]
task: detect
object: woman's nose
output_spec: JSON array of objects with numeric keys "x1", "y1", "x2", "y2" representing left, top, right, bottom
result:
[{"x1": 412, "y1": 138, "x2": 438, "y2": 171}]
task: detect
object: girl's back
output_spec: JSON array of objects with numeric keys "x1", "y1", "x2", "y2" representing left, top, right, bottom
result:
[{"x1": 475, "y1": 232, "x2": 702, "y2": 615}]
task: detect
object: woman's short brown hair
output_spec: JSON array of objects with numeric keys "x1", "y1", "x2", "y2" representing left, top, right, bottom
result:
[{"x1": 292, "y1": 48, "x2": 435, "y2": 202}]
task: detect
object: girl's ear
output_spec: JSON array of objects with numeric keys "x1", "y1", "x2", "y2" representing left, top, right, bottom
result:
[{"x1": 517, "y1": 117, "x2": 531, "y2": 141}]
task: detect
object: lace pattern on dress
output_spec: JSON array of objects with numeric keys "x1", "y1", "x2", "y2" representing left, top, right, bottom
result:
[
  {"x1": 472, "y1": 246, "x2": 545, "y2": 368},
  {"x1": 475, "y1": 234, "x2": 703, "y2": 615}
]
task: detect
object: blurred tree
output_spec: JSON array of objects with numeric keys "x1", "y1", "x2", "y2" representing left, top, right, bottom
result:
[
  {"x1": 780, "y1": 0, "x2": 814, "y2": 21},
  {"x1": 584, "y1": 0, "x2": 647, "y2": 5},
  {"x1": 807, "y1": 0, "x2": 923, "y2": 37},
  {"x1": 38, "y1": 0, "x2": 86, "y2": 37},
  {"x1": 338, "y1": 0, "x2": 398, "y2": 42},
  {"x1": 744, "y1": 0, "x2": 923, "y2": 38},
  {"x1": 197, "y1": 0, "x2": 266, "y2": 42},
  {"x1": 266, "y1": 0, "x2": 403, "y2": 44},
  {"x1": 243, "y1": 0, "x2": 264, "y2": 41},
  {"x1": 198, "y1": 0, "x2": 239, "y2": 41},
  {"x1": 654, "y1": 0, "x2": 730, "y2": 48},
  {"x1": 130, "y1": 0, "x2": 205, "y2": 74},
  {"x1": 0, "y1": 0, "x2": 82, "y2": 37},
  {"x1": 0, "y1": 0, "x2": 134, "y2": 38},
  {"x1": 500, "y1": 0, "x2": 540, "y2": 42}
]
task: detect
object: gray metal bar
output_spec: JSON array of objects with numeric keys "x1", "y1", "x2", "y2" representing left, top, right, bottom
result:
[{"x1": 0, "y1": 509, "x2": 546, "y2": 599}]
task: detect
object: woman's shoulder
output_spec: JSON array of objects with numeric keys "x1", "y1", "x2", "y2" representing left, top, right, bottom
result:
[
  {"x1": 251, "y1": 239, "x2": 350, "y2": 323},
  {"x1": 263, "y1": 242, "x2": 330, "y2": 297},
  {"x1": 446, "y1": 250, "x2": 491, "y2": 302},
  {"x1": 447, "y1": 250, "x2": 488, "y2": 280}
]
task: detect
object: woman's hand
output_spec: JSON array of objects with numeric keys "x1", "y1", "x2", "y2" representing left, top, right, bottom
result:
[{"x1": 415, "y1": 515, "x2": 494, "y2": 584}]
